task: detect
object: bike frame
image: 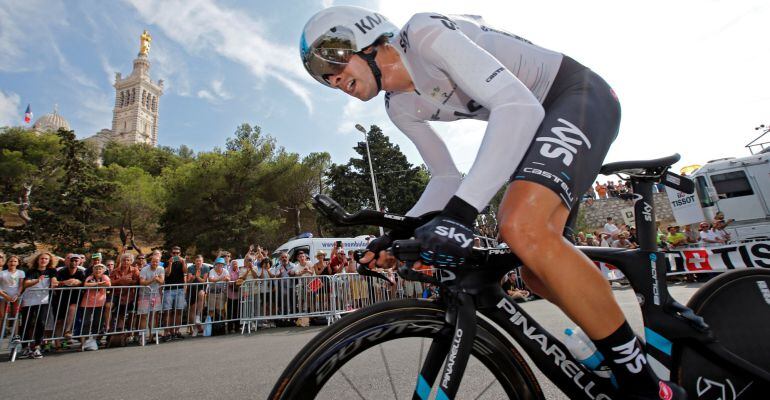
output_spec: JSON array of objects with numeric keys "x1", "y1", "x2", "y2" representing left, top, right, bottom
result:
[{"x1": 405, "y1": 178, "x2": 770, "y2": 400}]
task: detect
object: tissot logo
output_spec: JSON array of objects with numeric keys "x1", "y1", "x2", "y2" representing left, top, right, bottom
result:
[
  {"x1": 354, "y1": 13, "x2": 386, "y2": 34},
  {"x1": 536, "y1": 118, "x2": 592, "y2": 167}
]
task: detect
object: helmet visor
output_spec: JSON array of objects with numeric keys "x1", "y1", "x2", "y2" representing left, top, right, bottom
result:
[{"x1": 301, "y1": 26, "x2": 359, "y2": 86}]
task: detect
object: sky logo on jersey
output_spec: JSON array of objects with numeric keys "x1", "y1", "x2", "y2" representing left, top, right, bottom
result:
[{"x1": 536, "y1": 118, "x2": 592, "y2": 167}]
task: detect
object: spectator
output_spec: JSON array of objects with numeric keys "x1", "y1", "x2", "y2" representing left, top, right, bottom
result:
[
  {"x1": 502, "y1": 272, "x2": 530, "y2": 302},
  {"x1": 603, "y1": 217, "x2": 620, "y2": 240},
  {"x1": 595, "y1": 181, "x2": 607, "y2": 199},
  {"x1": 258, "y1": 257, "x2": 273, "y2": 320},
  {"x1": 599, "y1": 233, "x2": 612, "y2": 247},
  {"x1": 314, "y1": 250, "x2": 333, "y2": 276},
  {"x1": 607, "y1": 181, "x2": 617, "y2": 197},
  {"x1": 575, "y1": 232, "x2": 588, "y2": 246},
  {"x1": 104, "y1": 259, "x2": 116, "y2": 275},
  {"x1": 291, "y1": 253, "x2": 315, "y2": 314},
  {"x1": 219, "y1": 251, "x2": 232, "y2": 272},
  {"x1": 714, "y1": 211, "x2": 735, "y2": 227},
  {"x1": 0, "y1": 251, "x2": 4, "y2": 270},
  {"x1": 612, "y1": 231, "x2": 637, "y2": 249},
  {"x1": 186, "y1": 255, "x2": 209, "y2": 336},
  {"x1": 0, "y1": 255, "x2": 24, "y2": 340},
  {"x1": 207, "y1": 258, "x2": 229, "y2": 321},
  {"x1": 699, "y1": 222, "x2": 724, "y2": 245},
  {"x1": 89, "y1": 252, "x2": 102, "y2": 270},
  {"x1": 227, "y1": 259, "x2": 243, "y2": 334},
  {"x1": 111, "y1": 253, "x2": 140, "y2": 344},
  {"x1": 330, "y1": 248, "x2": 347, "y2": 274},
  {"x1": 585, "y1": 185, "x2": 596, "y2": 200},
  {"x1": 20, "y1": 252, "x2": 58, "y2": 359},
  {"x1": 135, "y1": 253, "x2": 147, "y2": 268},
  {"x1": 712, "y1": 220, "x2": 731, "y2": 243},
  {"x1": 345, "y1": 250, "x2": 357, "y2": 273},
  {"x1": 682, "y1": 224, "x2": 699, "y2": 244},
  {"x1": 79, "y1": 264, "x2": 110, "y2": 351},
  {"x1": 666, "y1": 225, "x2": 688, "y2": 248},
  {"x1": 137, "y1": 254, "x2": 164, "y2": 333},
  {"x1": 627, "y1": 227, "x2": 639, "y2": 247},
  {"x1": 292, "y1": 253, "x2": 315, "y2": 277},
  {"x1": 54, "y1": 254, "x2": 86, "y2": 344},
  {"x1": 162, "y1": 246, "x2": 187, "y2": 341},
  {"x1": 585, "y1": 233, "x2": 599, "y2": 246},
  {"x1": 237, "y1": 256, "x2": 264, "y2": 330},
  {"x1": 271, "y1": 252, "x2": 296, "y2": 314}
]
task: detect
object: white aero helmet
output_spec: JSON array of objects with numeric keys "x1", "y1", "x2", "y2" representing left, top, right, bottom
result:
[{"x1": 300, "y1": 6, "x2": 398, "y2": 90}]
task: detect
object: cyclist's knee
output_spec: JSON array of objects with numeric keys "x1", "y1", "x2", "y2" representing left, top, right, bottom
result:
[{"x1": 500, "y1": 215, "x2": 559, "y2": 258}]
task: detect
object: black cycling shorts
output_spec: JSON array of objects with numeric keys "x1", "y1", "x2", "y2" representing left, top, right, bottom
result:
[{"x1": 510, "y1": 55, "x2": 621, "y2": 211}]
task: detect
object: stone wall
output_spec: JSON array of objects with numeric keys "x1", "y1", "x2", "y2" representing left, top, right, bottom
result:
[{"x1": 581, "y1": 193, "x2": 674, "y2": 230}]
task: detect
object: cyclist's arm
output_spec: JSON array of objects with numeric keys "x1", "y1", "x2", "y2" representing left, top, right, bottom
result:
[
  {"x1": 387, "y1": 97, "x2": 462, "y2": 217},
  {"x1": 413, "y1": 13, "x2": 545, "y2": 212}
]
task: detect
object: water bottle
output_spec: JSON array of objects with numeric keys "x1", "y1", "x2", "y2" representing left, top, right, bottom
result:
[{"x1": 564, "y1": 327, "x2": 616, "y2": 385}]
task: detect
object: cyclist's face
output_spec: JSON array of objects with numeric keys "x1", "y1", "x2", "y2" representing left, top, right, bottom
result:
[{"x1": 326, "y1": 54, "x2": 378, "y2": 101}]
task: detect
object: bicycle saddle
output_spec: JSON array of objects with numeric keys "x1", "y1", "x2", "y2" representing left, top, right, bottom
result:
[{"x1": 600, "y1": 153, "x2": 680, "y2": 176}]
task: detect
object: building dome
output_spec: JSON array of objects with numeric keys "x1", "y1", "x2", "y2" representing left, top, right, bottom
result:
[{"x1": 32, "y1": 107, "x2": 70, "y2": 132}]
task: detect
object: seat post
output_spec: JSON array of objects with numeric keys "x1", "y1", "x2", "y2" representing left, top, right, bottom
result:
[{"x1": 630, "y1": 179, "x2": 658, "y2": 251}]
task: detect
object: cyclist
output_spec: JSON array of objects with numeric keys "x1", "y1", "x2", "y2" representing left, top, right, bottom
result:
[{"x1": 301, "y1": 6, "x2": 684, "y2": 399}]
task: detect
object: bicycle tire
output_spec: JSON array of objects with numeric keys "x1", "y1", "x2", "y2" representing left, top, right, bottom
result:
[
  {"x1": 269, "y1": 298, "x2": 544, "y2": 400},
  {"x1": 672, "y1": 269, "x2": 770, "y2": 399}
]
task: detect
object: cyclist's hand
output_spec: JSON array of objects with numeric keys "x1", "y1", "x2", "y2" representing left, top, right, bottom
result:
[
  {"x1": 414, "y1": 196, "x2": 478, "y2": 268},
  {"x1": 359, "y1": 233, "x2": 395, "y2": 268}
]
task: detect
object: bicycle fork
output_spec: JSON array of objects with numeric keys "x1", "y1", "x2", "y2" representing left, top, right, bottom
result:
[{"x1": 412, "y1": 292, "x2": 477, "y2": 400}]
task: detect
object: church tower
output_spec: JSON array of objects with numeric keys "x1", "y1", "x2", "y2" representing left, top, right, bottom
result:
[{"x1": 111, "y1": 30, "x2": 164, "y2": 146}]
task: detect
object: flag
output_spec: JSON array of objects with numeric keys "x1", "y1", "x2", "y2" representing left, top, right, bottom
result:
[{"x1": 24, "y1": 104, "x2": 32, "y2": 124}]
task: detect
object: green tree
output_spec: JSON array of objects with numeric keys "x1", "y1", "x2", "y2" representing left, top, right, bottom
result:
[
  {"x1": 324, "y1": 125, "x2": 429, "y2": 236},
  {"x1": 29, "y1": 129, "x2": 116, "y2": 253},
  {"x1": 99, "y1": 164, "x2": 166, "y2": 244},
  {"x1": 160, "y1": 124, "x2": 286, "y2": 255},
  {"x1": 102, "y1": 142, "x2": 187, "y2": 176}
]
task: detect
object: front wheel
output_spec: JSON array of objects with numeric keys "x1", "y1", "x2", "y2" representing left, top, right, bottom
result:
[
  {"x1": 673, "y1": 269, "x2": 770, "y2": 399},
  {"x1": 269, "y1": 298, "x2": 543, "y2": 400}
]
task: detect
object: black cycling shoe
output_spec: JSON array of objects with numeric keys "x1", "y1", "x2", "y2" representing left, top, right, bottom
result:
[{"x1": 623, "y1": 381, "x2": 687, "y2": 400}]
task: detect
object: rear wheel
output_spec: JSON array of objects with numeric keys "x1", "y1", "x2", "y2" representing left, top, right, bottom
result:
[
  {"x1": 269, "y1": 299, "x2": 543, "y2": 400},
  {"x1": 673, "y1": 269, "x2": 770, "y2": 399}
]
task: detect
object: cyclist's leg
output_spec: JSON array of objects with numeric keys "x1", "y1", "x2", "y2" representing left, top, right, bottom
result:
[
  {"x1": 498, "y1": 181, "x2": 623, "y2": 337},
  {"x1": 497, "y1": 57, "x2": 683, "y2": 398}
]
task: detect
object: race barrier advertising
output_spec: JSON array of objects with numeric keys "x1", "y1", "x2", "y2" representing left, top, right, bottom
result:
[{"x1": 665, "y1": 240, "x2": 770, "y2": 274}]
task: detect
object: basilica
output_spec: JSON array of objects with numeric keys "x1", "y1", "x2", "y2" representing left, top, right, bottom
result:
[{"x1": 31, "y1": 31, "x2": 163, "y2": 152}]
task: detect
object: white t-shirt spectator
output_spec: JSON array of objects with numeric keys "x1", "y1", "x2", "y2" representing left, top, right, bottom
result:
[
  {"x1": 604, "y1": 222, "x2": 619, "y2": 237},
  {"x1": 712, "y1": 228, "x2": 730, "y2": 243},
  {"x1": 140, "y1": 265, "x2": 164, "y2": 293},
  {"x1": 208, "y1": 267, "x2": 229, "y2": 293},
  {"x1": 0, "y1": 269, "x2": 25, "y2": 298},
  {"x1": 611, "y1": 239, "x2": 633, "y2": 249},
  {"x1": 699, "y1": 230, "x2": 720, "y2": 244}
]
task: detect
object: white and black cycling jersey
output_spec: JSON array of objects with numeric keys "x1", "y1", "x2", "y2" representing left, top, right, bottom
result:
[{"x1": 387, "y1": 13, "x2": 564, "y2": 217}]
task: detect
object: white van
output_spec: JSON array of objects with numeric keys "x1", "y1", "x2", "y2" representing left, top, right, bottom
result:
[
  {"x1": 667, "y1": 150, "x2": 770, "y2": 240},
  {"x1": 272, "y1": 235, "x2": 374, "y2": 262}
]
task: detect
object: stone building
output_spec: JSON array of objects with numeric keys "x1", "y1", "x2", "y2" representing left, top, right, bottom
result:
[
  {"x1": 85, "y1": 30, "x2": 163, "y2": 152},
  {"x1": 31, "y1": 105, "x2": 71, "y2": 133}
]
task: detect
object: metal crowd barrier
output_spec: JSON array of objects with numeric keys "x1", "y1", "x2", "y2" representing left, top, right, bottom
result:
[{"x1": 0, "y1": 271, "x2": 432, "y2": 362}]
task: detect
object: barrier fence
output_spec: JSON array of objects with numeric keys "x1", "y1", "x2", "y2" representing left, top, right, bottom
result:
[{"x1": 0, "y1": 271, "x2": 441, "y2": 362}]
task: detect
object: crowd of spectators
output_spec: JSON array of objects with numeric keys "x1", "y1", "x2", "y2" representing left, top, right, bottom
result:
[
  {"x1": 573, "y1": 212, "x2": 734, "y2": 251},
  {"x1": 0, "y1": 241, "x2": 434, "y2": 359}
]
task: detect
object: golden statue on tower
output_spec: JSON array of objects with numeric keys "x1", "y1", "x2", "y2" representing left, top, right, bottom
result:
[{"x1": 139, "y1": 30, "x2": 152, "y2": 56}]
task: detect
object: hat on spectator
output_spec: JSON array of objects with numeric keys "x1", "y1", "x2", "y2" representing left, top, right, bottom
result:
[
  {"x1": 316, "y1": 250, "x2": 326, "y2": 257},
  {"x1": 585, "y1": 234, "x2": 594, "y2": 239},
  {"x1": 214, "y1": 257, "x2": 226, "y2": 265},
  {"x1": 93, "y1": 263, "x2": 106, "y2": 270},
  {"x1": 91, "y1": 252, "x2": 102, "y2": 259}
]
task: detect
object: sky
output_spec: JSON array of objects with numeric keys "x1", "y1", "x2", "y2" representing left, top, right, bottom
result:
[{"x1": 1, "y1": 0, "x2": 768, "y2": 179}]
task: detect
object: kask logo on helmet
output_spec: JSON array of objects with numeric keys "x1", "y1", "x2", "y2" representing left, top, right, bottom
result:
[{"x1": 354, "y1": 13, "x2": 387, "y2": 35}]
